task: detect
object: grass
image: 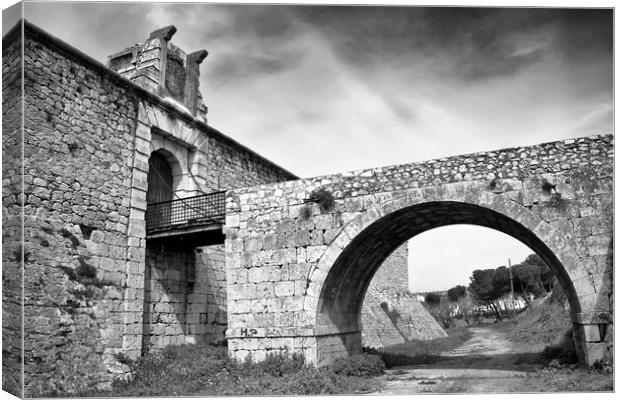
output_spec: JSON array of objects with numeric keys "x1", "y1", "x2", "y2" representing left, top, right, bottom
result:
[
  {"x1": 494, "y1": 290, "x2": 572, "y2": 352},
  {"x1": 373, "y1": 326, "x2": 473, "y2": 367},
  {"x1": 524, "y1": 367, "x2": 613, "y2": 392},
  {"x1": 71, "y1": 345, "x2": 385, "y2": 397}
]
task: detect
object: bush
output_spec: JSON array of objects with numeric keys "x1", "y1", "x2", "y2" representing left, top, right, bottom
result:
[
  {"x1": 307, "y1": 188, "x2": 335, "y2": 213},
  {"x1": 424, "y1": 292, "x2": 441, "y2": 306},
  {"x1": 329, "y1": 354, "x2": 385, "y2": 377},
  {"x1": 78, "y1": 344, "x2": 384, "y2": 397},
  {"x1": 254, "y1": 351, "x2": 306, "y2": 377}
]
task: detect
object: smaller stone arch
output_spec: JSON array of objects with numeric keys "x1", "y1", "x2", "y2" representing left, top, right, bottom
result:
[{"x1": 148, "y1": 148, "x2": 185, "y2": 197}]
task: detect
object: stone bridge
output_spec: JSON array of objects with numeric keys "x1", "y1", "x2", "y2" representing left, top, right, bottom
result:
[{"x1": 224, "y1": 135, "x2": 613, "y2": 366}]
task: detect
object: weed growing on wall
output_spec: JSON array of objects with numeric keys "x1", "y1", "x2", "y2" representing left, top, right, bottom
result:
[
  {"x1": 299, "y1": 204, "x2": 312, "y2": 221},
  {"x1": 305, "y1": 187, "x2": 335, "y2": 213},
  {"x1": 541, "y1": 179, "x2": 557, "y2": 194}
]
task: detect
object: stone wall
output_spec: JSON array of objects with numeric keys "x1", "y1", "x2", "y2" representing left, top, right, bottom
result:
[
  {"x1": 225, "y1": 135, "x2": 613, "y2": 366},
  {"x1": 2, "y1": 29, "x2": 24, "y2": 398},
  {"x1": 11, "y1": 21, "x2": 296, "y2": 395},
  {"x1": 142, "y1": 244, "x2": 229, "y2": 351},
  {"x1": 22, "y1": 28, "x2": 139, "y2": 395},
  {"x1": 361, "y1": 244, "x2": 447, "y2": 348}
]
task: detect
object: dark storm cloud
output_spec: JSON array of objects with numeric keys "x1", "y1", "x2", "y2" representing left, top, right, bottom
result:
[
  {"x1": 12, "y1": 2, "x2": 613, "y2": 178},
  {"x1": 141, "y1": 4, "x2": 306, "y2": 86},
  {"x1": 290, "y1": 7, "x2": 613, "y2": 82},
  {"x1": 208, "y1": 49, "x2": 302, "y2": 85}
]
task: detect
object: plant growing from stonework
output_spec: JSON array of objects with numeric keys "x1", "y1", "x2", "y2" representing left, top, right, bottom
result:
[
  {"x1": 541, "y1": 179, "x2": 557, "y2": 194},
  {"x1": 541, "y1": 178, "x2": 566, "y2": 209},
  {"x1": 304, "y1": 187, "x2": 335, "y2": 213},
  {"x1": 299, "y1": 205, "x2": 312, "y2": 221}
]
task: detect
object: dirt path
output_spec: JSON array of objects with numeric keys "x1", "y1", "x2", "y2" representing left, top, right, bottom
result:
[{"x1": 378, "y1": 326, "x2": 545, "y2": 394}]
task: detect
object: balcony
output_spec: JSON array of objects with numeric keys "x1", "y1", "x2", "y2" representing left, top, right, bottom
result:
[{"x1": 145, "y1": 191, "x2": 226, "y2": 246}]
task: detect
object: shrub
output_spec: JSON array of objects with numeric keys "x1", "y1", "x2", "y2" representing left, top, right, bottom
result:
[
  {"x1": 307, "y1": 188, "x2": 335, "y2": 213},
  {"x1": 299, "y1": 205, "x2": 312, "y2": 220},
  {"x1": 76, "y1": 258, "x2": 97, "y2": 280},
  {"x1": 254, "y1": 351, "x2": 306, "y2": 377},
  {"x1": 424, "y1": 292, "x2": 441, "y2": 306},
  {"x1": 541, "y1": 179, "x2": 556, "y2": 194},
  {"x1": 329, "y1": 354, "x2": 385, "y2": 377},
  {"x1": 59, "y1": 228, "x2": 81, "y2": 248}
]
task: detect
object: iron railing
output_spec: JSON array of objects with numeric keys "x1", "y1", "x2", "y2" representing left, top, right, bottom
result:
[{"x1": 145, "y1": 191, "x2": 226, "y2": 233}]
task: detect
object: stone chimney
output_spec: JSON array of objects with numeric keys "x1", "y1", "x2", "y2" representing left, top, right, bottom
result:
[{"x1": 107, "y1": 25, "x2": 208, "y2": 122}]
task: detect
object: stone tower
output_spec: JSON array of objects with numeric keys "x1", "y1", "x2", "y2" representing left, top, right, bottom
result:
[{"x1": 108, "y1": 25, "x2": 208, "y2": 122}]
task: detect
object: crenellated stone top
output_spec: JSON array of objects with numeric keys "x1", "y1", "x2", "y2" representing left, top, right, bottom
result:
[{"x1": 107, "y1": 25, "x2": 209, "y2": 122}]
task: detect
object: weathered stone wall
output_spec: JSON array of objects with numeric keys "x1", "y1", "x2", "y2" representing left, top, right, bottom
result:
[
  {"x1": 225, "y1": 135, "x2": 613, "y2": 366},
  {"x1": 143, "y1": 245, "x2": 194, "y2": 353},
  {"x1": 12, "y1": 21, "x2": 296, "y2": 395},
  {"x1": 22, "y1": 30, "x2": 139, "y2": 395},
  {"x1": 194, "y1": 246, "x2": 228, "y2": 342},
  {"x1": 142, "y1": 245, "x2": 229, "y2": 351},
  {"x1": 2, "y1": 28, "x2": 24, "y2": 398},
  {"x1": 361, "y1": 244, "x2": 447, "y2": 348}
]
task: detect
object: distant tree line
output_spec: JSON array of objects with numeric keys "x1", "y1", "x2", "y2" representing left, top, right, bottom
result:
[{"x1": 422, "y1": 253, "x2": 558, "y2": 325}]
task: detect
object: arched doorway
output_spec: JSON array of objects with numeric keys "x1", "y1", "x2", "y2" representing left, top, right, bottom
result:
[
  {"x1": 147, "y1": 151, "x2": 174, "y2": 204},
  {"x1": 314, "y1": 201, "x2": 582, "y2": 364},
  {"x1": 145, "y1": 150, "x2": 182, "y2": 229}
]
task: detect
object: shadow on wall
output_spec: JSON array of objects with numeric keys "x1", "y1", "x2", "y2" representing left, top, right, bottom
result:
[
  {"x1": 142, "y1": 243, "x2": 193, "y2": 354},
  {"x1": 142, "y1": 243, "x2": 228, "y2": 355}
]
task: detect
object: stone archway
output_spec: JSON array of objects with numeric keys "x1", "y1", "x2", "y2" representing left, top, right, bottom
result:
[
  {"x1": 303, "y1": 190, "x2": 604, "y2": 366},
  {"x1": 224, "y1": 135, "x2": 613, "y2": 368}
]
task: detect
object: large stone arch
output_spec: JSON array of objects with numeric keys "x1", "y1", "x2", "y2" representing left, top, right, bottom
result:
[
  {"x1": 224, "y1": 136, "x2": 612, "y2": 368},
  {"x1": 303, "y1": 186, "x2": 604, "y2": 365}
]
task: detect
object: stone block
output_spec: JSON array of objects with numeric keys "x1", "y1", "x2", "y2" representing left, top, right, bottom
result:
[
  {"x1": 226, "y1": 214, "x2": 240, "y2": 228},
  {"x1": 256, "y1": 282, "x2": 275, "y2": 298},
  {"x1": 583, "y1": 342, "x2": 610, "y2": 366},
  {"x1": 306, "y1": 246, "x2": 325, "y2": 263},
  {"x1": 274, "y1": 281, "x2": 295, "y2": 297},
  {"x1": 581, "y1": 324, "x2": 602, "y2": 342},
  {"x1": 248, "y1": 267, "x2": 271, "y2": 283}
]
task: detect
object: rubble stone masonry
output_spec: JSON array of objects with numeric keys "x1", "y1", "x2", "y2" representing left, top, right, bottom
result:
[
  {"x1": 3, "y1": 21, "x2": 296, "y2": 396},
  {"x1": 225, "y1": 135, "x2": 613, "y2": 366},
  {"x1": 2, "y1": 30, "x2": 24, "y2": 398}
]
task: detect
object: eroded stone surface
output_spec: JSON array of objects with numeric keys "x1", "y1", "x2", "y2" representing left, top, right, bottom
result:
[{"x1": 5, "y1": 22, "x2": 295, "y2": 396}]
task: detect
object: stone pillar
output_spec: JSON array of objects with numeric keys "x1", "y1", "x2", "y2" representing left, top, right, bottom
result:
[
  {"x1": 148, "y1": 25, "x2": 177, "y2": 98},
  {"x1": 184, "y1": 50, "x2": 208, "y2": 116},
  {"x1": 572, "y1": 315, "x2": 612, "y2": 366},
  {"x1": 121, "y1": 113, "x2": 152, "y2": 359}
]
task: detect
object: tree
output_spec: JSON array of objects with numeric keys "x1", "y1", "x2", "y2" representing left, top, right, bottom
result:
[
  {"x1": 468, "y1": 268, "x2": 508, "y2": 320},
  {"x1": 512, "y1": 254, "x2": 556, "y2": 297},
  {"x1": 447, "y1": 285, "x2": 473, "y2": 323},
  {"x1": 424, "y1": 292, "x2": 441, "y2": 306},
  {"x1": 447, "y1": 285, "x2": 467, "y2": 302},
  {"x1": 422, "y1": 293, "x2": 453, "y2": 329}
]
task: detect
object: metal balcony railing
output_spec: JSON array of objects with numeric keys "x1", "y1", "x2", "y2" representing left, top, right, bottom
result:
[{"x1": 145, "y1": 191, "x2": 226, "y2": 233}]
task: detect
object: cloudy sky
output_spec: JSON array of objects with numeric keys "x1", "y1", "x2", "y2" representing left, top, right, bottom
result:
[{"x1": 3, "y1": 2, "x2": 613, "y2": 291}]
